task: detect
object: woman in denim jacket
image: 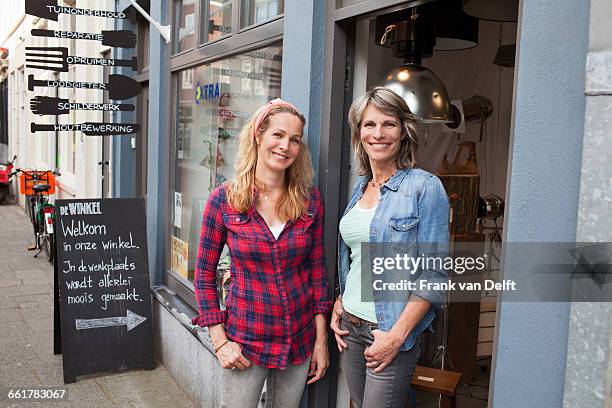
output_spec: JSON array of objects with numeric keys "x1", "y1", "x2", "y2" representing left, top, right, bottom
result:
[{"x1": 330, "y1": 87, "x2": 449, "y2": 408}]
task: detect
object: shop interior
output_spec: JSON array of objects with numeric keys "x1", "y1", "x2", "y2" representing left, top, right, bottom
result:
[{"x1": 339, "y1": 0, "x2": 518, "y2": 407}]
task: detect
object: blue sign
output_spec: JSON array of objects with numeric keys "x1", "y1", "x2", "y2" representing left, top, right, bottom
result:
[{"x1": 195, "y1": 82, "x2": 221, "y2": 104}]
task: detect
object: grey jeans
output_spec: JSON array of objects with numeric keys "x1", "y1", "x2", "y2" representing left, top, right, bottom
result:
[
  {"x1": 340, "y1": 312, "x2": 420, "y2": 408},
  {"x1": 220, "y1": 357, "x2": 310, "y2": 408}
]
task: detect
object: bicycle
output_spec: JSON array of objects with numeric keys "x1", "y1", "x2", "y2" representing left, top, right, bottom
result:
[{"x1": 13, "y1": 168, "x2": 61, "y2": 263}]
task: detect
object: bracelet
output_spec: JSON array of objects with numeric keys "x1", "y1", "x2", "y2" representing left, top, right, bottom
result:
[{"x1": 214, "y1": 339, "x2": 231, "y2": 353}]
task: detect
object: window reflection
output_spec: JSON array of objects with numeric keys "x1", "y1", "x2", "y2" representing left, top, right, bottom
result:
[
  {"x1": 175, "y1": 0, "x2": 196, "y2": 53},
  {"x1": 240, "y1": 0, "x2": 284, "y2": 28},
  {"x1": 169, "y1": 43, "x2": 283, "y2": 282},
  {"x1": 206, "y1": 0, "x2": 232, "y2": 43}
]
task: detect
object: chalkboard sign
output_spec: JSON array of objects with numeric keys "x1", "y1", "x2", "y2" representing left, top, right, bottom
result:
[{"x1": 55, "y1": 198, "x2": 154, "y2": 383}]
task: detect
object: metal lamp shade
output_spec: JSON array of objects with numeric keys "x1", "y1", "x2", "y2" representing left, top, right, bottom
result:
[
  {"x1": 381, "y1": 64, "x2": 452, "y2": 123},
  {"x1": 462, "y1": 0, "x2": 519, "y2": 22}
]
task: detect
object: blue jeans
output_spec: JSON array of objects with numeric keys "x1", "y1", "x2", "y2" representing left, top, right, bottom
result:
[
  {"x1": 220, "y1": 357, "x2": 310, "y2": 408},
  {"x1": 340, "y1": 312, "x2": 420, "y2": 408}
]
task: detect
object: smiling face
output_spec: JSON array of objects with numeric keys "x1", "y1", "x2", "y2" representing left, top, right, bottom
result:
[
  {"x1": 256, "y1": 112, "x2": 304, "y2": 174},
  {"x1": 359, "y1": 104, "x2": 403, "y2": 168}
]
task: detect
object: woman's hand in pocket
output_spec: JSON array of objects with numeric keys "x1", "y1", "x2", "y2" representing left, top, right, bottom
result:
[{"x1": 330, "y1": 299, "x2": 349, "y2": 352}]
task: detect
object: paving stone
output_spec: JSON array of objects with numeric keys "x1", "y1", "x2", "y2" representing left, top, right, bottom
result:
[
  {"x1": 19, "y1": 284, "x2": 52, "y2": 296},
  {"x1": 0, "y1": 278, "x2": 22, "y2": 288},
  {"x1": 23, "y1": 330, "x2": 58, "y2": 363},
  {"x1": 95, "y1": 366, "x2": 178, "y2": 399},
  {"x1": 0, "y1": 307, "x2": 24, "y2": 322},
  {"x1": 18, "y1": 301, "x2": 39, "y2": 309},
  {"x1": 0, "y1": 321, "x2": 30, "y2": 343},
  {"x1": 0, "y1": 341, "x2": 42, "y2": 367},
  {"x1": 62, "y1": 380, "x2": 115, "y2": 408},
  {"x1": 0, "y1": 296, "x2": 20, "y2": 309},
  {"x1": 23, "y1": 317, "x2": 53, "y2": 333}
]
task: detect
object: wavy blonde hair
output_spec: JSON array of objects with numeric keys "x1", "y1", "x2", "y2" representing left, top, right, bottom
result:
[
  {"x1": 348, "y1": 86, "x2": 418, "y2": 176},
  {"x1": 226, "y1": 104, "x2": 313, "y2": 221}
]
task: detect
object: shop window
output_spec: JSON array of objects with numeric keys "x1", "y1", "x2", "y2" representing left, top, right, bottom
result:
[
  {"x1": 240, "y1": 0, "x2": 283, "y2": 29},
  {"x1": 173, "y1": 0, "x2": 197, "y2": 53},
  {"x1": 168, "y1": 42, "x2": 283, "y2": 285},
  {"x1": 201, "y1": 0, "x2": 233, "y2": 44}
]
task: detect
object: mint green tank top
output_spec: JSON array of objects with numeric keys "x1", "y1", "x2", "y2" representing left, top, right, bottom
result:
[{"x1": 338, "y1": 202, "x2": 377, "y2": 323}]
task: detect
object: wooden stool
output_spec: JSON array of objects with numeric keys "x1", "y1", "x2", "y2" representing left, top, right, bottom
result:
[{"x1": 410, "y1": 366, "x2": 462, "y2": 408}]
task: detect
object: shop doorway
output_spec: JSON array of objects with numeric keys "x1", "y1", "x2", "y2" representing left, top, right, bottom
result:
[{"x1": 325, "y1": 1, "x2": 519, "y2": 407}]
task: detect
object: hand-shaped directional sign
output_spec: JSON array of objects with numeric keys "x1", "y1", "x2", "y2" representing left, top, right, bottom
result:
[
  {"x1": 28, "y1": 74, "x2": 142, "y2": 100},
  {"x1": 26, "y1": 0, "x2": 127, "y2": 21},
  {"x1": 26, "y1": 47, "x2": 137, "y2": 72},
  {"x1": 31, "y1": 122, "x2": 140, "y2": 136},
  {"x1": 30, "y1": 96, "x2": 135, "y2": 116},
  {"x1": 32, "y1": 29, "x2": 137, "y2": 49}
]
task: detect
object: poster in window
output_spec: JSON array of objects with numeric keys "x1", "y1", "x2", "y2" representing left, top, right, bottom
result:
[{"x1": 171, "y1": 235, "x2": 189, "y2": 279}]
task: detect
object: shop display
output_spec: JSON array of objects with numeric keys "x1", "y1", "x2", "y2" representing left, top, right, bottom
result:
[
  {"x1": 437, "y1": 142, "x2": 480, "y2": 236},
  {"x1": 171, "y1": 236, "x2": 189, "y2": 279}
]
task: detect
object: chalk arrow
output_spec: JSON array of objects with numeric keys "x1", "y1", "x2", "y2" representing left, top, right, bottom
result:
[{"x1": 75, "y1": 309, "x2": 146, "y2": 332}]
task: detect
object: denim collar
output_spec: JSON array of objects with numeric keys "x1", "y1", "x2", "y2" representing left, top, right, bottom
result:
[{"x1": 365, "y1": 167, "x2": 411, "y2": 191}]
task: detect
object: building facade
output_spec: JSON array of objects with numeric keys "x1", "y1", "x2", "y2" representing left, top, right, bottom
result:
[{"x1": 2, "y1": 0, "x2": 611, "y2": 407}]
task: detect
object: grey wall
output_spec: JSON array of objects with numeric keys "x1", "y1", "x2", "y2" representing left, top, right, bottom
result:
[
  {"x1": 563, "y1": 0, "x2": 612, "y2": 406},
  {"x1": 490, "y1": 0, "x2": 590, "y2": 407},
  {"x1": 112, "y1": 0, "x2": 138, "y2": 198},
  {"x1": 281, "y1": 0, "x2": 326, "y2": 183},
  {"x1": 154, "y1": 300, "x2": 221, "y2": 407},
  {"x1": 145, "y1": 0, "x2": 170, "y2": 286},
  {"x1": 281, "y1": 3, "x2": 329, "y2": 406}
]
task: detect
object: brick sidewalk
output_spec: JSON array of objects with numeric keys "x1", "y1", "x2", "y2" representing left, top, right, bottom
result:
[{"x1": 0, "y1": 204, "x2": 195, "y2": 408}]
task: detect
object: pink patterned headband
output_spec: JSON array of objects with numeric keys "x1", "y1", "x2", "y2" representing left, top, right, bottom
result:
[{"x1": 251, "y1": 98, "x2": 299, "y2": 140}]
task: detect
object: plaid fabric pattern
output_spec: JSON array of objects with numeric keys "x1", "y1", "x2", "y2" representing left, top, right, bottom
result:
[{"x1": 192, "y1": 185, "x2": 332, "y2": 368}]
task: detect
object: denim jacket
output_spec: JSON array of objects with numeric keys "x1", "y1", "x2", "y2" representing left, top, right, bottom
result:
[{"x1": 337, "y1": 167, "x2": 450, "y2": 351}]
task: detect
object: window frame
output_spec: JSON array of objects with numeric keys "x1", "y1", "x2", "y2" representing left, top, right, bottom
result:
[{"x1": 164, "y1": 35, "x2": 284, "y2": 309}]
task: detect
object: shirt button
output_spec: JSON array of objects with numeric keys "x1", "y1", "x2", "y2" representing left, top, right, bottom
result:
[
  {"x1": 276, "y1": 268, "x2": 281, "y2": 273},
  {"x1": 235, "y1": 217, "x2": 240, "y2": 222},
  {"x1": 273, "y1": 244, "x2": 278, "y2": 249},
  {"x1": 281, "y1": 291, "x2": 287, "y2": 297},
  {"x1": 285, "y1": 314, "x2": 290, "y2": 320},
  {"x1": 286, "y1": 338, "x2": 291, "y2": 343}
]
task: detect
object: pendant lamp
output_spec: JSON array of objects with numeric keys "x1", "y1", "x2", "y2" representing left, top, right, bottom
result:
[{"x1": 378, "y1": 11, "x2": 452, "y2": 123}]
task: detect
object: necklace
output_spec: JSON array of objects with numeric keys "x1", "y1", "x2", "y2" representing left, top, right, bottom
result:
[
  {"x1": 369, "y1": 171, "x2": 397, "y2": 188},
  {"x1": 258, "y1": 184, "x2": 282, "y2": 201},
  {"x1": 263, "y1": 190, "x2": 280, "y2": 201}
]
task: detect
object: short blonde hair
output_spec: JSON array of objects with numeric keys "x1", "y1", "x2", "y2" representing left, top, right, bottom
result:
[
  {"x1": 227, "y1": 103, "x2": 313, "y2": 221},
  {"x1": 348, "y1": 86, "x2": 418, "y2": 176}
]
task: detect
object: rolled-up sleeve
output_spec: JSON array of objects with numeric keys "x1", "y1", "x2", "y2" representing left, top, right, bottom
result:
[
  {"x1": 309, "y1": 190, "x2": 333, "y2": 315},
  {"x1": 412, "y1": 175, "x2": 450, "y2": 307},
  {"x1": 192, "y1": 187, "x2": 228, "y2": 327}
]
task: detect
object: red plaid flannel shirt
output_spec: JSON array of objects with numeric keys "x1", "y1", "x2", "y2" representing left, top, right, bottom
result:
[{"x1": 192, "y1": 185, "x2": 332, "y2": 368}]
